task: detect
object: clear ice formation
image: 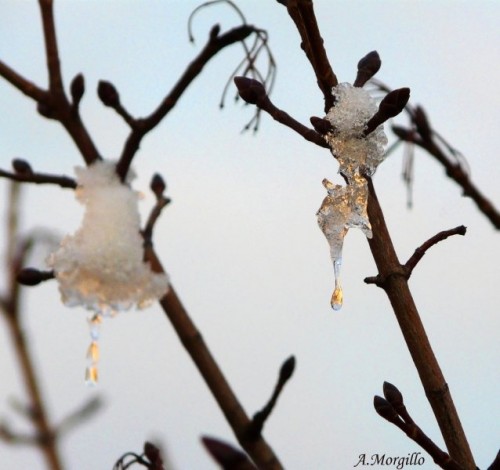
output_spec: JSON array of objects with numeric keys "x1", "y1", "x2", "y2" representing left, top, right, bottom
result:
[
  {"x1": 47, "y1": 160, "x2": 169, "y2": 383},
  {"x1": 317, "y1": 83, "x2": 388, "y2": 310}
]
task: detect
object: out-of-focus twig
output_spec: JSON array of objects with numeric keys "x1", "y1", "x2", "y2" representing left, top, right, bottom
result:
[
  {"x1": 372, "y1": 79, "x2": 500, "y2": 229},
  {"x1": 0, "y1": 182, "x2": 64, "y2": 470}
]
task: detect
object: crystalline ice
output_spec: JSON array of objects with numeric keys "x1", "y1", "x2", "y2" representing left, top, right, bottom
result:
[
  {"x1": 324, "y1": 83, "x2": 387, "y2": 178},
  {"x1": 317, "y1": 83, "x2": 388, "y2": 310},
  {"x1": 47, "y1": 160, "x2": 170, "y2": 383},
  {"x1": 47, "y1": 160, "x2": 169, "y2": 313}
]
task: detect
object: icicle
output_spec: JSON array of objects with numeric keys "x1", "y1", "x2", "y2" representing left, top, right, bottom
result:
[
  {"x1": 331, "y1": 258, "x2": 343, "y2": 310},
  {"x1": 85, "y1": 313, "x2": 102, "y2": 386},
  {"x1": 317, "y1": 180, "x2": 349, "y2": 311}
]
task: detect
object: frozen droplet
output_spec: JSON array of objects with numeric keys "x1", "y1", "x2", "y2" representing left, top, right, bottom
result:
[
  {"x1": 85, "y1": 365, "x2": 98, "y2": 386},
  {"x1": 331, "y1": 258, "x2": 343, "y2": 311},
  {"x1": 331, "y1": 284, "x2": 343, "y2": 311},
  {"x1": 86, "y1": 341, "x2": 99, "y2": 362}
]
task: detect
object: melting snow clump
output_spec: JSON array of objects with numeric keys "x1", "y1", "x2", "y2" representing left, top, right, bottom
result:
[
  {"x1": 317, "y1": 83, "x2": 388, "y2": 310},
  {"x1": 48, "y1": 160, "x2": 169, "y2": 313},
  {"x1": 324, "y1": 82, "x2": 387, "y2": 177},
  {"x1": 47, "y1": 160, "x2": 169, "y2": 385}
]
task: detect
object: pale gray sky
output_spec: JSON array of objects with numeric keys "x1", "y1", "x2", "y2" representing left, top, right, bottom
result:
[{"x1": 0, "y1": 1, "x2": 498, "y2": 469}]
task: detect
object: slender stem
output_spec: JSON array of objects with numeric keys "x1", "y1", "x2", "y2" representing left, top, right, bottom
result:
[
  {"x1": 145, "y1": 246, "x2": 283, "y2": 469},
  {"x1": 38, "y1": 0, "x2": 64, "y2": 94},
  {"x1": 283, "y1": 0, "x2": 337, "y2": 111},
  {"x1": 366, "y1": 177, "x2": 475, "y2": 469},
  {"x1": 0, "y1": 182, "x2": 63, "y2": 470},
  {"x1": 116, "y1": 24, "x2": 257, "y2": 180}
]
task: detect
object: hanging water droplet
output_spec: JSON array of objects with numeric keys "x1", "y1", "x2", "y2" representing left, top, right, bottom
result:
[
  {"x1": 85, "y1": 365, "x2": 98, "y2": 386},
  {"x1": 331, "y1": 284, "x2": 343, "y2": 310},
  {"x1": 87, "y1": 341, "x2": 100, "y2": 362}
]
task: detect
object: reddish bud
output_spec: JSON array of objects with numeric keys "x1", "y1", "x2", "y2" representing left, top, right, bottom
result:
[
  {"x1": 201, "y1": 436, "x2": 255, "y2": 469},
  {"x1": 12, "y1": 159, "x2": 33, "y2": 175},
  {"x1": 150, "y1": 173, "x2": 166, "y2": 197},
  {"x1": 279, "y1": 355, "x2": 296, "y2": 383},
  {"x1": 97, "y1": 80, "x2": 120, "y2": 107},
  {"x1": 383, "y1": 382, "x2": 404, "y2": 407},
  {"x1": 310, "y1": 116, "x2": 334, "y2": 135},
  {"x1": 364, "y1": 87, "x2": 410, "y2": 135},
  {"x1": 17, "y1": 268, "x2": 54, "y2": 286},
  {"x1": 354, "y1": 51, "x2": 381, "y2": 87},
  {"x1": 373, "y1": 395, "x2": 399, "y2": 422},
  {"x1": 233, "y1": 77, "x2": 266, "y2": 105},
  {"x1": 70, "y1": 73, "x2": 85, "y2": 106}
]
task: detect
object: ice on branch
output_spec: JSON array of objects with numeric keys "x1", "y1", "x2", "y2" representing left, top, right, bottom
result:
[
  {"x1": 324, "y1": 82, "x2": 387, "y2": 178},
  {"x1": 47, "y1": 160, "x2": 169, "y2": 384},
  {"x1": 317, "y1": 83, "x2": 388, "y2": 311},
  {"x1": 48, "y1": 160, "x2": 169, "y2": 312}
]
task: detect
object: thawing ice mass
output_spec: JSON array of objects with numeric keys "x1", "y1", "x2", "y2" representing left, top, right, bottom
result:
[
  {"x1": 47, "y1": 160, "x2": 169, "y2": 383},
  {"x1": 317, "y1": 83, "x2": 387, "y2": 310}
]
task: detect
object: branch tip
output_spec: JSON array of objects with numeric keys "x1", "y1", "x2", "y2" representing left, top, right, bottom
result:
[
  {"x1": 16, "y1": 268, "x2": 54, "y2": 286},
  {"x1": 12, "y1": 159, "x2": 33, "y2": 176},
  {"x1": 354, "y1": 50, "x2": 381, "y2": 87},
  {"x1": 97, "y1": 80, "x2": 120, "y2": 107},
  {"x1": 234, "y1": 76, "x2": 266, "y2": 104},
  {"x1": 70, "y1": 73, "x2": 85, "y2": 107}
]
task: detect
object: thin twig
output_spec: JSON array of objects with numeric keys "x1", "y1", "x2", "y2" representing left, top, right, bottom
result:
[
  {"x1": 372, "y1": 79, "x2": 500, "y2": 229},
  {"x1": 374, "y1": 383, "x2": 463, "y2": 470},
  {"x1": 404, "y1": 225, "x2": 467, "y2": 277},
  {"x1": 0, "y1": 61, "x2": 46, "y2": 101},
  {"x1": 0, "y1": 182, "x2": 63, "y2": 470},
  {"x1": 234, "y1": 77, "x2": 328, "y2": 148},
  {"x1": 144, "y1": 246, "x2": 283, "y2": 469},
  {"x1": 281, "y1": 0, "x2": 337, "y2": 111},
  {"x1": 0, "y1": 167, "x2": 76, "y2": 189},
  {"x1": 248, "y1": 356, "x2": 295, "y2": 439},
  {"x1": 366, "y1": 177, "x2": 475, "y2": 468},
  {"x1": 116, "y1": 23, "x2": 261, "y2": 181}
]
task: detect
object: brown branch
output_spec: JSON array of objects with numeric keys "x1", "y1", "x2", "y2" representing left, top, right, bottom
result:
[
  {"x1": 144, "y1": 246, "x2": 283, "y2": 469},
  {"x1": 248, "y1": 356, "x2": 295, "y2": 439},
  {"x1": 115, "y1": 24, "x2": 259, "y2": 181},
  {"x1": 365, "y1": 225, "x2": 467, "y2": 286},
  {"x1": 0, "y1": 164, "x2": 76, "y2": 189},
  {"x1": 202, "y1": 436, "x2": 257, "y2": 470},
  {"x1": 398, "y1": 123, "x2": 500, "y2": 229},
  {"x1": 366, "y1": 177, "x2": 475, "y2": 469},
  {"x1": 372, "y1": 79, "x2": 500, "y2": 230},
  {"x1": 234, "y1": 77, "x2": 329, "y2": 148},
  {"x1": 404, "y1": 225, "x2": 467, "y2": 277},
  {"x1": 142, "y1": 174, "x2": 171, "y2": 245},
  {"x1": 0, "y1": 61, "x2": 46, "y2": 101},
  {"x1": 0, "y1": 2, "x2": 101, "y2": 165},
  {"x1": 374, "y1": 386, "x2": 463, "y2": 470},
  {"x1": 38, "y1": 0, "x2": 64, "y2": 94},
  {"x1": 281, "y1": 0, "x2": 337, "y2": 111}
]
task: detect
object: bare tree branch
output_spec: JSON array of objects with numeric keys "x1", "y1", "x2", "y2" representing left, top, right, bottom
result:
[
  {"x1": 366, "y1": 177, "x2": 475, "y2": 468},
  {"x1": 404, "y1": 225, "x2": 467, "y2": 277},
  {"x1": 234, "y1": 77, "x2": 329, "y2": 148},
  {"x1": 0, "y1": 61, "x2": 46, "y2": 101},
  {"x1": 0, "y1": 182, "x2": 64, "y2": 470},
  {"x1": 144, "y1": 246, "x2": 283, "y2": 469},
  {"x1": 115, "y1": 24, "x2": 261, "y2": 181},
  {"x1": 374, "y1": 383, "x2": 463, "y2": 470},
  {"x1": 279, "y1": 0, "x2": 337, "y2": 111}
]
